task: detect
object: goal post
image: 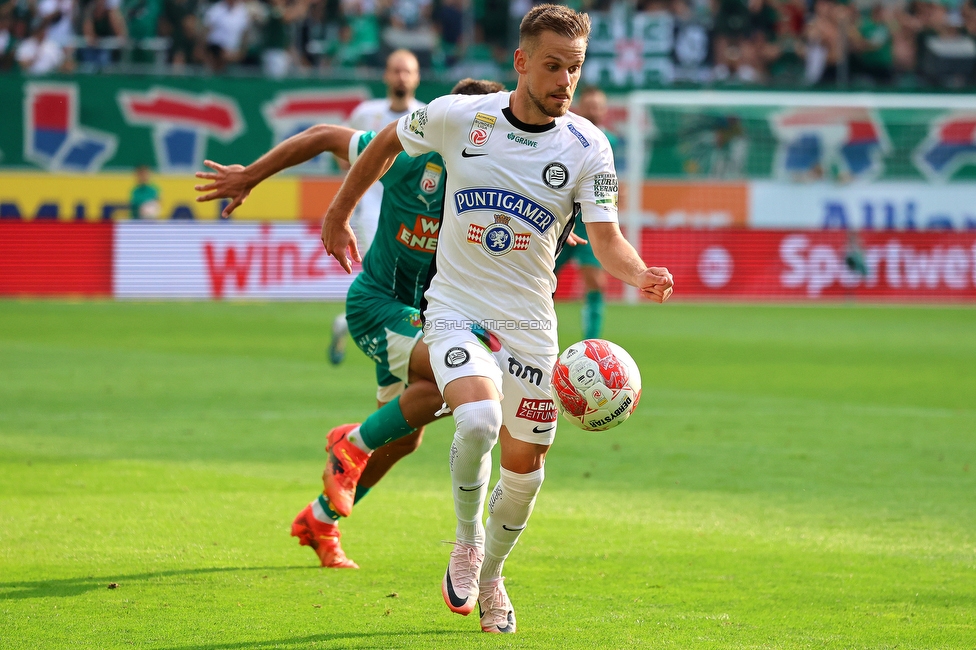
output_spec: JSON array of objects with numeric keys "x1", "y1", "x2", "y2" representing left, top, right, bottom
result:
[{"x1": 622, "y1": 90, "x2": 976, "y2": 303}]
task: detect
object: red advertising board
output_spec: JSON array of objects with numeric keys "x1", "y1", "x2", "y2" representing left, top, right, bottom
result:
[
  {"x1": 0, "y1": 222, "x2": 112, "y2": 296},
  {"x1": 636, "y1": 230, "x2": 976, "y2": 300},
  {"x1": 2, "y1": 222, "x2": 974, "y2": 302}
]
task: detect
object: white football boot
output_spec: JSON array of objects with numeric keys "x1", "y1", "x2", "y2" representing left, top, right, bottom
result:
[
  {"x1": 478, "y1": 577, "x2": 516, "y2": 633},
  {"x1": 441, "y1": 542, "x2": 484, "y2": 616}
]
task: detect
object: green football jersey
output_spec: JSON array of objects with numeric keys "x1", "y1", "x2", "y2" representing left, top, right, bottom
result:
[{"x1": 352, "y1": 131, "x2": 445, "y2": 308}]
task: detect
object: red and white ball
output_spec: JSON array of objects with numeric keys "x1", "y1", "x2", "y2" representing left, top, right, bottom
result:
[{"x1": 550, "y1": 339, "x2": 642, "y2": 431}]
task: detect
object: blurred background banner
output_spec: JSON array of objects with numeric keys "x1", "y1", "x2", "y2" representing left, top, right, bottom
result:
[{"x1": 3, "y1": 221, "x2": 973, "y2": 301}]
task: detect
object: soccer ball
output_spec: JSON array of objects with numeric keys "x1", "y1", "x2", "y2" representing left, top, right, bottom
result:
[{"x1": 550, "y1": 339, "x2": 642, "y2": 431}]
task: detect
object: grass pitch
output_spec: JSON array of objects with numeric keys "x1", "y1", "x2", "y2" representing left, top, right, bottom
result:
[{"x1": 1, "y1": 301, "x2": 974, "y2": 649}]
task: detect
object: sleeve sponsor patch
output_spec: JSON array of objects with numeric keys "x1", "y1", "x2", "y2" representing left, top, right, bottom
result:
[
  {"x1": 593, "y1": 173, "x2": 618, "y2": 209},
  {"x1": 406, "y1": 107, "x2": 428, "y2": 137}
]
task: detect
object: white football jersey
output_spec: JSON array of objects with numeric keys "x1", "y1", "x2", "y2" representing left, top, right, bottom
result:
[
  {"x1": 346, "y1": 97, "x2": 426, "y2": 251},
  {"x1": 397, "y1": 91, "x2": 618, "y2": 352}
]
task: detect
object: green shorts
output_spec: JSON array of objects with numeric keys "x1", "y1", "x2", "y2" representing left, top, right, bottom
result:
[
  {"x1": 554, "y1": 219, "x2": 600, "y2": 274},
  {"x1": 345, "y1": 276, "x2": 423, "y2": 402}
]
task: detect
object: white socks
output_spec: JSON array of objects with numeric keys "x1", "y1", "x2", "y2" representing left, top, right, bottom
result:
[
  {"x1": 450, "y1": 400, "x2": 502, "y2": 546},
  {"x1": 482, "y1": 466, "x2": 544, "y2": 582}
]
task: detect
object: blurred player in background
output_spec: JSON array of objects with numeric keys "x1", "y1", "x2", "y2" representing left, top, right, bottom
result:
[
  {"x1": 554, "y1": 86, "x2": 617, "y2": 339},
  {"x1": 329, "y1": 49, "x2": 425, "y2": 365},
  {"x1": 194, "y1": 78, "x2": 505, "y2": 570},
  {"x1": 320, "y1": 4, "x2": 673, "y2": 633},
  {"x1": 130, "y1": 165, "x2": 161, "y2": 219}
]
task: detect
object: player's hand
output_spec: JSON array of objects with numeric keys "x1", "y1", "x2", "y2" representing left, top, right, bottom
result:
[
  {"x1": 566, "y1": 232, "x2": 588, "y2": 247},
  {"x1": 321, "y1": 214, "x2": 361, "y2": 274},
  {"x1": 636, "y1": 266, "x2": 674, "y2": 304},
  {"x1": 194, "y1": 160, "x2": 252, "y2": 218}
]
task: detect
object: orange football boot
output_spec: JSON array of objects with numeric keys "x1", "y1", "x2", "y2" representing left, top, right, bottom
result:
[
  {"x1": 290, "y1": 504, "x2": 358, "y2": 569},
  {"x1": 323, "y1": 423, "x2": 371, "y2": 518}
]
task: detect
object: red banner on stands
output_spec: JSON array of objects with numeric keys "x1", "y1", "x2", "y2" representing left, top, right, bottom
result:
[
  {"x1": 636, "y1": 230, "x2": 976, "y2": 300},
  {"x1": 0, "y1": 222, "x2": 112, "y2": 296}
]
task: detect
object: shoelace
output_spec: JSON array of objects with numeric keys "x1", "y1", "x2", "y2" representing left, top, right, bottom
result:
[
  {"x1": 448, "y1": 543, "x2": 483, "y2": 590},
  {"x1": 481, "y1": 578, "x2": 510, "y2": 623}
]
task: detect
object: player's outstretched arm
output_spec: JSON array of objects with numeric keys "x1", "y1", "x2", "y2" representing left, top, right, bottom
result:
[
  {"x1": 194, "y1": 124, "x2": 359, "y2": 217},
  {"x1": 322, "y1": 122, "x2": 405, "y2": 273},
  {"x1": 586, "y1": 222, "x2": 674, "y2": 303}
]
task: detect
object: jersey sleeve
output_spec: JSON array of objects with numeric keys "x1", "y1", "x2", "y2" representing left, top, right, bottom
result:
[
  {"x1": 575, "y1": 132, "x2": 619, "y2": 224},
  {"x1": 396, "y1": 95, "x2": 455, "y2": 157},
  {"x1": 347, "y1": 130, "x2": 375, "y2": 165},
  {"x1": 348, "y1": 129, "x2": 410, "y2": 186}
]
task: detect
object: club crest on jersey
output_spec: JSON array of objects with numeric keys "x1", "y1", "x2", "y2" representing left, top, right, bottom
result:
[
  {"x1": 468, "y1": 112, "x2": 496, "y2": 147},
  {"x1": 467, "y1": 214, "x2": 531, "y2": 256},
  {"x1": 543, "y1": 162, "x2": 569, "y2": 189},
  {"x1": 420, "y1": 161, "x2": 443, "y2": 194}
]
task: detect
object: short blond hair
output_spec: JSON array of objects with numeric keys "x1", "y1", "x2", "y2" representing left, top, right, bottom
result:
[{"x1": 519, "y1": 4, "x2": 591, "y2": 50}]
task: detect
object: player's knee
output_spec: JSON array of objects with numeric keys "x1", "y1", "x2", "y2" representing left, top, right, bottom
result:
[
  {"x1": 453, "y1": 399, "x2": 503, "y2": 448},
  {"x1": 501, "y1": 465, "x2": 545, "y2": 501}
]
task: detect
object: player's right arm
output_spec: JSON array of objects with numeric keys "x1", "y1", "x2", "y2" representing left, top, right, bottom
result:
[
  {"x1": 321, "y1": 122, "x2": 407, "y2": 273},
  {"x1": 194, "y1": 124, "x2": 361, "y2": 217}
]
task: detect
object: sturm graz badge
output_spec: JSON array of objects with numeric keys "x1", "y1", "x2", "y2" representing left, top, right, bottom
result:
[
  {"x1": 445, "y1": 347, "x2": 470, "y2": 368},
  {"x1": 542, "y1": 162, "x2": 569, "y2": 189}
]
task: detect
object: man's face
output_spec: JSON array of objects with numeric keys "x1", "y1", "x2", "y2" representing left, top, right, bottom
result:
[
  {"x1": 515, "y1": 32, "x2": 586, "y2": 119},
  {"x1": 384, "y1": 53, "x2": 420, "y2": 100},
  {"x1": 576, "y1": 91, "x2": 607, "y2": 127}
]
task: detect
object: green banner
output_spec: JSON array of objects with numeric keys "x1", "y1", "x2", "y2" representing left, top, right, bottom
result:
[{"x1": 0, "y1": 73, "x2": 455, "y2": 173}]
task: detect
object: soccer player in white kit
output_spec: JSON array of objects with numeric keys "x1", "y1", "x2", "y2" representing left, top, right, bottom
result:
[
  {"x1": 321, "y1": 4, "x2": 674, "y2": 633},
  {"x1": 330, "y1": 49, "x2": 425, "y2": 365}
]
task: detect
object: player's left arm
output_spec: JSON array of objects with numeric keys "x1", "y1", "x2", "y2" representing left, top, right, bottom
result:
[
  {"x1": 586, "y1": 222, "x2": 673, "y2": 303},
  {"x1": 576, "y1": 141, "x2": 673, "y2": 303}
]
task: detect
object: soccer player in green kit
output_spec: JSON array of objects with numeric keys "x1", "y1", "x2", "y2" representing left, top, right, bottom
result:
[{"x1": 194, "y1": 78, "x2": 505, "y2": 568}]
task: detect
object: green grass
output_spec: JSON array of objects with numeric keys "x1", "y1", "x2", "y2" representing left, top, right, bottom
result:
[{"x1": 1, "y1": 301, "x2": 975, "y2": 649}]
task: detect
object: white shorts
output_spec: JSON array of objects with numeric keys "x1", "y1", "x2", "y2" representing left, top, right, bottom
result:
[{"x1": 423, "y1": 306, "x2": 559, "y2": 445}]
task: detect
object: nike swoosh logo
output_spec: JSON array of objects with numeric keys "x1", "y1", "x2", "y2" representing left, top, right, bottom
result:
[
  {"x1": 461, "y1": 149, "x2": 487, "y2": 158},
  {"x1": 445, "y1": 571, "x2": 468, "y2": 608},
  {"x1": 502, "y1": 525, "x2": 525, "y2": 532},
  {"x1": 532, "y1": 425, "x2": 555, "y2": 434},
  {"x1": 459, "y1": 482, "x2": 485, "y2": 492}
]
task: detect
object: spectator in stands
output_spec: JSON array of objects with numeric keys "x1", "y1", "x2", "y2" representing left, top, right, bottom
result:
[
  {"x1": 381, "y1": 0, "x2": 436, "y2": 67},
  {"x1": 36, "y1": 0, "x2": 75, "y2": 70},
  {"x1": 82, "y1": 0, "x2": 127, "y2": 68},
  {"x1": 712, "y1": 0, "x2": 776, "y2": 82},
  {"x1": 203, "y1": 0, "x2": 251, "y2": 71},
  {"x1": 0, "y1": 7, "x2": 14, "y2": 70},
  {"x1": 16, "y1": 15, "x2": 65, "y2": 73},
  {"x1": 159, "y1": 0, "x2": 199, "y2": 68},
  {"x1": 124, "y1": 0, "x2": 162, "y2": 61},
  {"x1": 131, "y1": 165, "x2": 161, "y2": 219},
  {"x1": 803, "y1": 0, "x2": 845, "y2": 85},
  {"x1": 260, "y1": 0, "x2": 307, "y2": 78},
  {"x1": 847, "y1": 2, "x2": 894, "y2": 84},
  {"x1": 434, "y1": 0, "x2": 464, "y2": 66}
]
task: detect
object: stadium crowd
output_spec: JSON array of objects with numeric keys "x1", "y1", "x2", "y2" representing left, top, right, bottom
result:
[{"x1": 1, "y1": 0, "x2": 975, "y2": 86}]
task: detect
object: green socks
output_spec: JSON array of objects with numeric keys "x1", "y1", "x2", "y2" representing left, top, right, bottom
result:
[
  {"x1": 582, "y1": 290, "x2": 604, "y2": 339},
  {"x1": 358, "y1": 396, "x2": 415, "y2": 450}
]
